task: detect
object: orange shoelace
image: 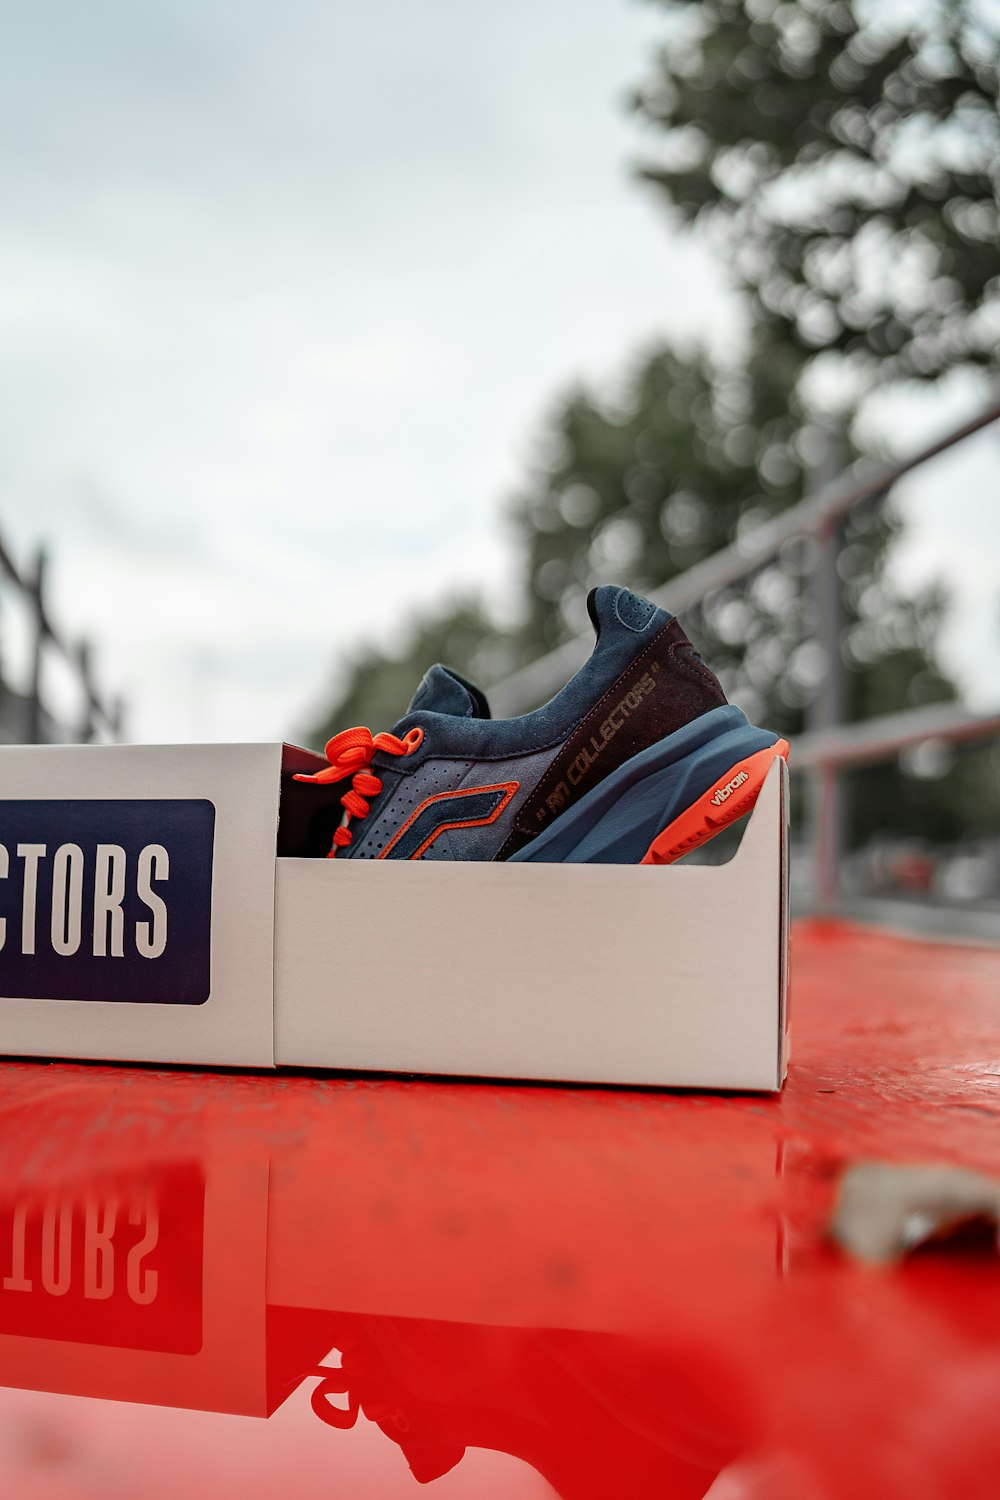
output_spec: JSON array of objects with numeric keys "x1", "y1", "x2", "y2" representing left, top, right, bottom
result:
[{"x1": 294, "y1": 724, "x2": 424, "y2": 857}]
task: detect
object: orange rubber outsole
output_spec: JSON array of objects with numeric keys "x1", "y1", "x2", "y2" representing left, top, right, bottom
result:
[{"x1": 640, "y1": 739, "x2": 790, "y2": 866}]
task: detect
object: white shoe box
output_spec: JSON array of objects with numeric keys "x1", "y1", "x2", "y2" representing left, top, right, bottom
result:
[{"x1": 0, "y1": 744, "x2": 788, "y2": 1090}]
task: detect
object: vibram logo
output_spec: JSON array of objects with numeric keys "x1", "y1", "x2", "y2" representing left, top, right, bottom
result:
[{"x1": 710, "y1": 769, "x2": 750, "y2": 807}]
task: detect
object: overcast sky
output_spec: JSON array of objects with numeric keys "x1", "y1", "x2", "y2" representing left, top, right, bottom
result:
[{"x1": 1, "y1": 0, "x2": 997, "y2": 744}]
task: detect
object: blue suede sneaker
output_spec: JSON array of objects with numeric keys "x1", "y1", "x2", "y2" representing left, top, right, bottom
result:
[{"x1": 296, "y1": 586, "x2": 788, "y2": 864}]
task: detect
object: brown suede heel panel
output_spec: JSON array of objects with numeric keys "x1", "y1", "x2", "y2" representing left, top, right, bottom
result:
[{"x1": 511, "y1": 618, "x2": 727, "y2": 842}]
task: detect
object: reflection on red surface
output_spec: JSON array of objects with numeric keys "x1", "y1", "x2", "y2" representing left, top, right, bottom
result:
[
  {"x1": 0, "y1": 1166, "x2": 203, "y2": 1354},
  {"x1": 0, "y1": 922, "x2": 997, "y2": 1498},
  {"x1": 0, "y1": 1146, "x2": 752, "y2": 1496},
  {"x1": 305, "y1": 1314, "x2": 747, "y2": 1497}
]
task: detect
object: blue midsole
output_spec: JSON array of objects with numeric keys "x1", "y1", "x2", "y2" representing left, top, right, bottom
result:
[{"x1": 510, "y1": 705, "x2": 780, "y2": 864}]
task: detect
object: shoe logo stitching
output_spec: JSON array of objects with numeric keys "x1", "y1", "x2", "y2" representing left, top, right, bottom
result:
[
  {"x1": 378, "y1": 782, "x2": 520, "y2": 860},
  {"x1": 536, "y1": 669, "x2": 659, "y2": 822}
]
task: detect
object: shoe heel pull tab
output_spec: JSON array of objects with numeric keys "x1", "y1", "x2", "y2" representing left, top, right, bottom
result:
[{"x1": 587, "y1": 585, "x2": 662, "y2": 638}]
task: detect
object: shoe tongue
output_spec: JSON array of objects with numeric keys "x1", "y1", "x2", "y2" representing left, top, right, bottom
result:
[
  {"x1": 407, "y1": 664, "x2": 491, "y2": 719},
  {"x1": 587, "y1": 585, "x2": 663, "y2": 639}
]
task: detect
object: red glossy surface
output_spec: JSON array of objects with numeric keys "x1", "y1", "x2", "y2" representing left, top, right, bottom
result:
[{"x1": 0, "y1": 920, "x2": 998, "y2": 1498}]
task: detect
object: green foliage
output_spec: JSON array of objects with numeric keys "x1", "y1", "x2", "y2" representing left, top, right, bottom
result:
[
  {"x1": 307, "y1": 597, "x2": 516, "y2": 747},
  {"x1": 508, "y1": 346, "x2": 808, "y2": 730},
  {"x1": 304, "y1": 0, "x2": 996, "y2": 855},
  {"x1": 851, "y1": 739, "x2": 1000, "y2": 851},
  {"x1": 510, "y1": 348, "x2": 803, "y2": 654},
  {"x1": 506, "y1": 342, "x2": 957, "y2": 791},
  {"x1": 632, "y1": 0, "x2": 1000, "y2": 389}
]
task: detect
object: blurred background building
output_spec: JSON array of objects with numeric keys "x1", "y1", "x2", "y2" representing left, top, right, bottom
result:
[{"x1": 1, "y1": 0, "x2": 998, "y2": 921}]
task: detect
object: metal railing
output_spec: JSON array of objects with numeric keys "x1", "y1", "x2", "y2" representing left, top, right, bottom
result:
[
  {"x1": 489, "y1": 398, "x2": 1000, "y2": 909},
  {"x1": 0, "y1": 531, "x2": 123, "y2": 744}
]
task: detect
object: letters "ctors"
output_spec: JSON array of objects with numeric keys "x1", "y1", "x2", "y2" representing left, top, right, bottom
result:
[{"x1": 0, "y1": 842, "x2": 168, "y2": 961}]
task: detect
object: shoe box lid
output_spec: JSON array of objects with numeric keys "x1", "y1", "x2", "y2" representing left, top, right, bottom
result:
[{"x1": 0, "y1": 743, "x2": 788, "y2": 1089}]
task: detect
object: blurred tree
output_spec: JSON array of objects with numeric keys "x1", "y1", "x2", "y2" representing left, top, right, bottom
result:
[
  {"x1": 503, "y1": 0, "x2": 997, "y2": 839},
  {"x1": 308, "y1": 596, "x2": 518, "y2": 749},
  {"x1": 305, "y1": 0, "x2": 997, "y2": 849},
  {"x1": 510, "y1": 342, "x2": 956, "y2": 733},
  {"x1": 632, "y1": 0, "x2": 1000, "y2": 389},
  {"x1": 506, "y1": 340, "x2": 958, "y2": 842}
]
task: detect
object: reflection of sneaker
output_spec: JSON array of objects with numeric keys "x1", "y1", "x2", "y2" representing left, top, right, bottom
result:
[
  {"x1": 297, "y1": 586, "x2": 788, "y2": 864},
  {"x1": 308, "y1": 1312, "x2": 747, "y2": 1497}
]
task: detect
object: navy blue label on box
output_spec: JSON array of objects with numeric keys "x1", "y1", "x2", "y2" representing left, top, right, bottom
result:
[{"x1": 0, "y1": 801, "x2": 215, "y2": 1005}]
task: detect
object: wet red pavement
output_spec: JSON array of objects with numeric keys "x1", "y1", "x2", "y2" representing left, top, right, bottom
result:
[{"x1": 0, "y1": 920, "x2": 997, "y2": 1499}]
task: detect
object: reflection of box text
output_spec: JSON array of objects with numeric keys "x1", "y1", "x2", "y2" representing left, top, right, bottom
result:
[
  {"x1": 0, "y1": 1165, "x2": 204, "y2": 1354},
  {"x1": 2, "y1": 1195, "x2": 159, "y2": 1303}
]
